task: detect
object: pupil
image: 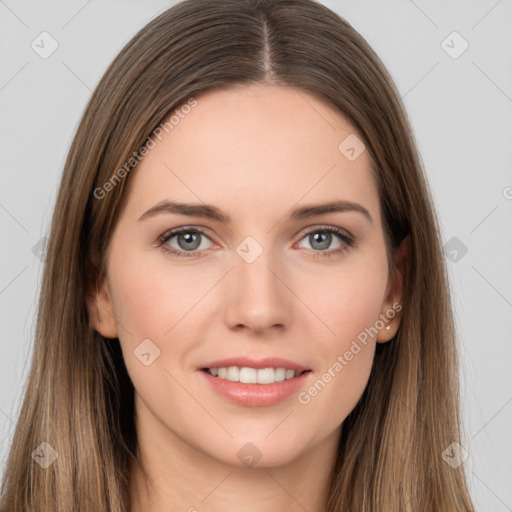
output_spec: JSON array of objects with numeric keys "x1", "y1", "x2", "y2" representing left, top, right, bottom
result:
[
  {"x1": 179, "y1": 232, "x2": 201, "y2": 250},
  {"x1": 311, "y1": 231, "x2": 330, "y2": 250}
]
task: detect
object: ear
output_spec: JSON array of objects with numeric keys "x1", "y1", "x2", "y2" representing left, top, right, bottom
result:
[
  {"x1": 86, "y1": 272, "x2": 119, "y2": 339},
  {"x1": 376, "y1": 235, "x2": 409, "y2": 343}
]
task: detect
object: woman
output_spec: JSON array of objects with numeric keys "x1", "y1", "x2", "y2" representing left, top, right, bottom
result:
[{"x1": 0, "y1": 0, "x2": 476, "y2": 510}]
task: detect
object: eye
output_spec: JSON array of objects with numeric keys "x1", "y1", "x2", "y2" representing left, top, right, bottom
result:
[
  {"x1": 296, "y1": 226, "x2": 354, "y2": 258},
  {"x1": 157, "y1": 225, "x2": 355, "y2": 259},
  {"x1": 158, "y1": 227, "x2": 214, "y2": 258}
]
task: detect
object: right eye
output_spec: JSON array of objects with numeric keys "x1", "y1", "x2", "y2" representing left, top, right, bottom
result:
[{"x1": 158, "y1": 227, "x2": 215, "y2": 258}]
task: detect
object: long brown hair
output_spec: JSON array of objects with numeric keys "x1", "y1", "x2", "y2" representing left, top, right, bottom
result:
[{"x1": 0, "y1": 1, "x2": 475, "y2": 510}]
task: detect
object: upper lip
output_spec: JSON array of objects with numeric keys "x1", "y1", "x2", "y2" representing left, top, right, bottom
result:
[{"x1": 200, "y1": 356, "x2": 310, "y2": 372}]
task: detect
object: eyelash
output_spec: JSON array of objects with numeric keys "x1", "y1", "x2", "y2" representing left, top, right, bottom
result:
[{"x1": 157, "y1": 225, "x2": 355, "y2": 259}]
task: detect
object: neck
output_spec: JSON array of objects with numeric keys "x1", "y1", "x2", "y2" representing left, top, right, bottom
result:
[{"x1": 129, "y1": 398, "x2": 340, "y2": 512}]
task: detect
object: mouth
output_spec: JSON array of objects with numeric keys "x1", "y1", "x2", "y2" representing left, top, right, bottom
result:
[
  {"x1": 199, "y1": 363, "x2": 313, "y2": 407},
  {"x1": 198, "y1": 357, "x2": 313, "y2": 406},
  {"x1": 202, "y1": 366, "x2": 312, "y2": 385}
]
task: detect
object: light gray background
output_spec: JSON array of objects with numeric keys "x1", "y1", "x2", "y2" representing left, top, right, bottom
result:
[{"x1": 1, "y1": 1, "x2": 511, "y2": 510}]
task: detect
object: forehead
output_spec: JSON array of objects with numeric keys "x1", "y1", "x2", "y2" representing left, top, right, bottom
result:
[{"x1": 124, "y1": 84, "x2": 380, "y2": 223}]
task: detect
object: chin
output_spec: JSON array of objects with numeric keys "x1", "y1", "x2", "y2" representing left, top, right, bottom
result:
[{"x1": 201, "y1": 430, "x2": 311, "y2": 469}]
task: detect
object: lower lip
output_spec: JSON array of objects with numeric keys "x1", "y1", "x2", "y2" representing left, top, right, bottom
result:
[{"x1": 199, "y1": 370, "x2": 312, "y2": 407}]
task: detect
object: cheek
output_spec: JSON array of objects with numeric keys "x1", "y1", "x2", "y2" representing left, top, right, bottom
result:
[
  {"x1": 106, "y1": 250, "x2": 195, "y2": 422},
  {"x1": 107, "y1": 244, "x2": 208, "y2": 341},
  {"x1": 296, "y1": 247, "x2": 388, "y2": 421},
  {"x1": 297, "y1": 296, "x2": 380, "y2": 439},
  {"x1": 306, "y1": 248, "x2": 389, "y2": 348},
  {"x1": 106, "y1": 245, "x2": 212, "y2": 390}
]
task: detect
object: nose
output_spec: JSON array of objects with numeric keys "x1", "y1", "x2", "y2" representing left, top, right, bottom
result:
[{"x1": 223, "y1": 246, "x2": 292, "y2": 335}]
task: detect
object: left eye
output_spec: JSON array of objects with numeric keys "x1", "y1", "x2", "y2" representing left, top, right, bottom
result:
[{"x1": 296, "y1": 227, "x2": 352, "y2": 254}]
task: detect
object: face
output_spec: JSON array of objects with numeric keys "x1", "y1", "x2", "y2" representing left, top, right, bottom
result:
[{"x1": 90, "y1": 84, "x2": 404, "y2": 469}]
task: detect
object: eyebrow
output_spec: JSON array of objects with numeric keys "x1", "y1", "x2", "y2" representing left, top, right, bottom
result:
[{"x1": 138, "y1": 199, "x2": 373, "y2": 224}]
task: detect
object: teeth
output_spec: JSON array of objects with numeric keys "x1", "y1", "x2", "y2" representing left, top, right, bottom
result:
[
  {"x1": 226, "y1": 366, "x2": 239, "y2": 381},
  {"x1": 207, "y1": 366, "x2": 303, "y2": 384},
  {"x1": 239, "y1": 367, "x2": 257, "y2": 383},
  {"x1": 274, "y1": 368, "x2": 286, "y2": 382},
  {"x1": 257, "y1": 367, "x2": 275, "y2": 384}
]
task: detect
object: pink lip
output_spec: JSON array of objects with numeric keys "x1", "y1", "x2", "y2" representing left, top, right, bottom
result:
[
  {"x1": 199, "y1": 356, "x2": 309, "y2": 372},
  {"x1": 199, "y1": 369, "x2": 312, "y2": 407}
]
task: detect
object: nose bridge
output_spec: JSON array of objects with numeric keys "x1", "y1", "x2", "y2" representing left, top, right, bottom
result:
[{"x1": 224, "y1": 235, "x2": 291, "y2": 332}]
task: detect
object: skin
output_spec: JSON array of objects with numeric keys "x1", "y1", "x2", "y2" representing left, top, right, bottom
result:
[{"x1": 89, "y1": 83, "x2": 406, "y2": 512}]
